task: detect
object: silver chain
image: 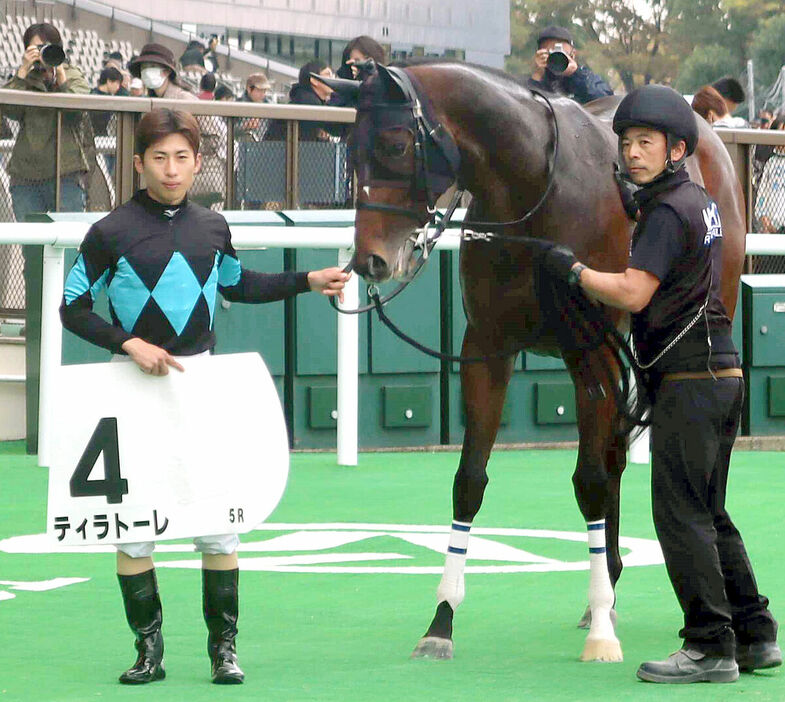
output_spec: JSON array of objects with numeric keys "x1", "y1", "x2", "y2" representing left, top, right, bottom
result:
[
  {"x1": 631, "y1": 267, "x2": 714, "y2": 370},
  {"x1": 630, "y1": 301, "x2": 707, "y2": 369}
]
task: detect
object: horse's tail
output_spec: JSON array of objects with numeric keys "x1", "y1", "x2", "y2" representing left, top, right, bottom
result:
[{"x1": 537, "y1": 271, "x2": 650, "y2": 439}]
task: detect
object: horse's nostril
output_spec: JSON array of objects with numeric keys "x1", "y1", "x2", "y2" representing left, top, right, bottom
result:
[{"x1": 367, "y1": 254, "x2": 389, "y2": 281}]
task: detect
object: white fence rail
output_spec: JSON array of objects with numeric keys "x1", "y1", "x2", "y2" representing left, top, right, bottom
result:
[
  {"x1": 0, "y1": 223, "x2": 783, "y2": 467},
  {"x1": 0, "y1": 223, "x2": 464, "y2": 469}
]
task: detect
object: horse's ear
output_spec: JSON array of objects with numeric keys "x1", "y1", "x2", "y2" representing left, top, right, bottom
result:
[
  {"x1": 376, "y1": 64, "x2": 407, "y2": 102},
  {"x1": 310, "y1": 73, "x2": 361, "y2": 99}
]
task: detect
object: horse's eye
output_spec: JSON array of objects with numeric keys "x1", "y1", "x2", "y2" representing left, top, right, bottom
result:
[{"x1": 387, "y1": 142, "x2": 407, "y2": 157}]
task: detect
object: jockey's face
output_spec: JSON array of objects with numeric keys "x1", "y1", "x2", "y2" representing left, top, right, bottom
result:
[
  {"x1": 133, "y1": 133, "x2": 202, "y2": 206},
  {"x1": 621, "y1": 127, "x2": 686, "y2": 185}
]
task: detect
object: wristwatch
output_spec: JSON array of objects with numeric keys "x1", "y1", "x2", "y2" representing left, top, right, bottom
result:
[{"x1": 568, "y1": 263, "x2": 587, "y2": 286}]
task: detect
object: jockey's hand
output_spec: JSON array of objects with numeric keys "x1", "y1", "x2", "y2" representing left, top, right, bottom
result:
[
  {"x1": 308, "y1": 267, "x2": 352, "y2": 304},
  {"x1": 542, "y1": 245, "x2": 579, "y2": 284},
  {"x1": 121, "y1": 338, "x2": 185, "y2": 376}
]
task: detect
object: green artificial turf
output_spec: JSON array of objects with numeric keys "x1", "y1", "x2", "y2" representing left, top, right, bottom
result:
[{"x1": 0, "y1": 441, "x2": 783, "y2": 701}]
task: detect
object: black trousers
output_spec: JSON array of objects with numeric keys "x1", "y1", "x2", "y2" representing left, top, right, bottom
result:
[{"x1": 651, "y1": 376, "x2": 777, "y2": 657}]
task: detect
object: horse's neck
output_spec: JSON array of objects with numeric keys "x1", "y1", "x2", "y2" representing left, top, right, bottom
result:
[{"x1": 418, "y1": 69, "x2": 554, "y2": 218}]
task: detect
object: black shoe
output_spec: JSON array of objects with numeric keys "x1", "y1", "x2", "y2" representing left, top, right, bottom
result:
[
  {"x1": 119, "y1": 630, "x2": 166, "y2": 684},
  {"x1": 117, "y1": 570, "x2": 165, "y2": 685},
  {"x1": 204, "y1": 568, "x2": 244, "y2": 685},
  {"x1": 210, "y1": 642, "x2": 245, "y2": 684},
  {"x1": 737, "y1": 641, "x2": 783, "y2": 673},
  {"x1": 637, "y1": 648, "x2": 739, "y2": 684}
]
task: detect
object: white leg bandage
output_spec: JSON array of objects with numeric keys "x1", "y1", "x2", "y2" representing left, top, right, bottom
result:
[
  {"x1": 436, "y1": 521, "x2": 470, "y2": 611},
  {"x1": 586, "y1": 519, "x2": 617, "y2": 641}
]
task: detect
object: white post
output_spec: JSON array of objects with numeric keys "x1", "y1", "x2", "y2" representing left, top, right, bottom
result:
[
  {"x1": 38, "y1": 244, "x2": 65, "y2": 468},
  {"x1": 780, "y1": 66, "x2": 785, "y2": 113},
  {"x1": 336, "y1": 247, "x2": 358, "y2": 466},
  {"x1": 747, "y1": 60, "x2": 755, "y2": 124},
  {"x1": 628, "y1": 368, "x2": 650, "y2": 465}
]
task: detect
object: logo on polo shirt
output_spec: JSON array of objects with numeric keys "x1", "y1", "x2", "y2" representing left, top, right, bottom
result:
[{"x1": 702, "y1": 202, "x2": 722, "y2": 245}]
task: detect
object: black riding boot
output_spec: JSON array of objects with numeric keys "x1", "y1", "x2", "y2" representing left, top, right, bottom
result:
[
  {"x1": 203, "y1": 568, "x2": 244, "y2": 684},
  {"x1": 117, "y1": 569, "x2": 165, "y2": 684}
]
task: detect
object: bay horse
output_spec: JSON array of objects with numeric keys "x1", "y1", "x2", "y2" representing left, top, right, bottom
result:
[{"x1": 327, "y1": 60, "x2": 746, "y2": 663}]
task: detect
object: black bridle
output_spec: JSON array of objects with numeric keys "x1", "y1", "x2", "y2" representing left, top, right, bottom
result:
[
  {"x1": 331, "y1": 64, "x2": 649, "y2": 430},
  {"x1": 334, "y1": 66, "x2": 561, "y2": 316}
]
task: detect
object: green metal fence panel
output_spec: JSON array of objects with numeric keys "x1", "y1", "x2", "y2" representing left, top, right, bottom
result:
[
  {"x1": 369, "y1": 261, "x2": 441, "y2": 374},
  {"x1": 742, "y1": 277, "x2": 785, "y2": 367},
  {"x1": 295, "y1": 248, "x2": 368, "y2": 375},
  {"x1": 212, "y1": 249, "x2": 286, "y2": 376}
]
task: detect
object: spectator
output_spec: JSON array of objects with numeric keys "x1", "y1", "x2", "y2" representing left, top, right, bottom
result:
[
  {"x1": 692, "y1": 85, "x2": 735, "y2": 126},
  {"x1": 90, "y1": 66, "x2": 124, "y2": 179},
  {"x1": 240, "y1": 73, "x2": 273, "y2": 104},
  {"x1": 129, "y1": 77, "x2": 145, "y2": 97},
  {"x1": 236, "y1": 73, "x2": 273, "y2": 141},
  {"x1": 234, "y1": 74, "x2": 273, "y2": 209},
  {"x1": 92, "y1": 66, "x2": 123, "y2": 99},
  {"x1": 129, "y1": 44, "x2": 194, "y2": 100},
  {"x1": 527, "y1": 25, "x2": 613, "y2": 104},
  {"x1": 198, "y1": 72, "x2": 216, "y2": 100},
  {"x1": 180, "y1": 36, "x2": 219, "y2": 75},
  {"x1": 3, "y1": 22, "x2": 91, "y2": 221},
  {"x1": 103, "y1": 50, "x2": 130, "y2": 93},
  {"x1": 330, "y1": 35, "x2": 386, "y2": 110},
  {"x1": 754, "y1": 116, "x2": 785, "y2": 233},
  {"x1": 756, "y1": 109, "x2": 774, "y2": 130},
  {"x1": 214, "y1": 83, "x2": 234, "y2": 101},
  {"x1": 712, "y1": 77, "x2": 746, "y2": 118},
  {"x1": 335, "y1": 35, "x2": 386, "y2": 80},
  {"x1": 286, "y1": 60, "x2": 335, "y2": 141}
]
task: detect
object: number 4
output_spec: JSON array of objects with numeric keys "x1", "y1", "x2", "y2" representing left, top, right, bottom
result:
[{"x1": 70, "y1": 417, "x2": 129, "y2": 504}]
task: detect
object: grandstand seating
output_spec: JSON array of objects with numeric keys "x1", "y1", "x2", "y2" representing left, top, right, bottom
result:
[{"x1": 0, "y1": 15, "x2": 245, "y2": 97}]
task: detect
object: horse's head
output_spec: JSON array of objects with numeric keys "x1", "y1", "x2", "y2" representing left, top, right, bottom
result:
[{"x1": 345, "y1": 63, "x2": 460, "y2": 282}]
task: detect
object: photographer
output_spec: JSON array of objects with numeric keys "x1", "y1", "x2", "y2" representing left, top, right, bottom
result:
[
  {"x1": 3, "y1": 22, "x2": 91, "y2": 221},
  {"x1": 527, "y1": 25, "x2": 612, "y2": 105}
]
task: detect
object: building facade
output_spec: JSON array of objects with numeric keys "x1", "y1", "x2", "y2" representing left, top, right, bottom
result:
[{"x1": 90, "y1": 0, "x2": 511, "y2": 69}]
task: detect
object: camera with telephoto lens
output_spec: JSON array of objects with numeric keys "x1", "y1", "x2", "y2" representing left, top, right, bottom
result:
[
  {"x1": 545, "y1": 42, "x2": 571, "y2": 76},
  {"x1": 36, "y1": 43, "x2": 66, "y2": 68}
]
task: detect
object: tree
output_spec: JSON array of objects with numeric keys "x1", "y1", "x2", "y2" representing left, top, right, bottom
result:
[
  {"x1": 749, "y1": 13, "x2": 785, "y2": 89},
  {"x1": 506, "y1": 0, "x2": 678, "y2": 91},
  {"x1": 507, "y1": 0, "x2": 785, "y2": 93},
  {"x1": 674, "y1": 44, "x2": 741, "y2": 94}
]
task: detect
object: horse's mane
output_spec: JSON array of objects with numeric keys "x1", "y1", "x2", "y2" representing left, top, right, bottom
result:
[{"x1": 390, "y1": 56, "x2": 535, "y2": 95}]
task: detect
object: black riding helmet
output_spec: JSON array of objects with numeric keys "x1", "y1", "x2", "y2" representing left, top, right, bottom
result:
[{"x1": 613, "y1": 84, "x2": 699, "y2": 178}]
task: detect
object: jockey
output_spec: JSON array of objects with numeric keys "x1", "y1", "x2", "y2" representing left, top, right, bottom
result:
[
  {"x1": 541, "y1": 84, "x2": 780, "y2": 684},
  {"x1": 60, "y1": 108, "x2": 349, "y2": 686}
]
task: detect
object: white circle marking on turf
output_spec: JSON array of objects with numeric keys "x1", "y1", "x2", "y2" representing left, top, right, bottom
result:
[{"x1": 0, "y1": 523, "x2": 663, "y2": 574}]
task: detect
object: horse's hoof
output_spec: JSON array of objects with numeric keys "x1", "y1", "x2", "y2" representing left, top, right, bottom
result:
[
  {"x1": 580, "y1": 636, "x2": 623, "y2": 663},
  {"x1": 577, "y1": 606, "x2": 617, "y2": 630},
  {"x1": 411, "y1": 636, "x2": 454, "y2": 660}
]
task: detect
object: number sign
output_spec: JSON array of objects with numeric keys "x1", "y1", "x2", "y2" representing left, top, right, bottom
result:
[{"x1": 46, "y1": 353, "x2": 289, "y2": 546}]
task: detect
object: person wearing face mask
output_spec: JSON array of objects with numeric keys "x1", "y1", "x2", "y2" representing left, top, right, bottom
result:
[
  {"x1": 129, "y1": 44, "x2": 194, "y2": 101},
  {"x1": 3, "y1": 22, "x2": 91, "y2": 222}
]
